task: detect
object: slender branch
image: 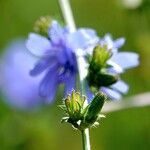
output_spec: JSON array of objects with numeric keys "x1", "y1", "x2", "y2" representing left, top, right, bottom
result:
[
  {"x1": 59, "y1": 0, "x2": 76, "y2": 32},
  {"x1": 102, "y1": 92, "x2": 150, "y2": 113},
  {"x1": 58, "y1": 0, "x2": 91, "y2": 150}
]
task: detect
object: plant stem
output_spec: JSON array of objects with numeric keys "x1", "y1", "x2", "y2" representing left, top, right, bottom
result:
[
  {"x1": 81, "y1": 129, "x2": 91, "y2": 150},
  {"x1": 59, "y1": 0, "x2": 76, "y2": 32},
  {"x1": 58, "y1": 0, "x2": 91, "y2": 150}
]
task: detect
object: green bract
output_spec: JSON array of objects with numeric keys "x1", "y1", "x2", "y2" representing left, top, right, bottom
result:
[
  {"x1": 60, "y1": 90, "x2": 106, "y2": 130},
  {"x1": 87, "y1": 45, "x2": 119, "y2": 93},
  {"x1": 92, "y1": 45, "x2": 112, "y2": 68}
]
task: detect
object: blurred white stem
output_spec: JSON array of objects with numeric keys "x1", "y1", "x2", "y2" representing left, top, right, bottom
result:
[
  {"x1": 59, "y1": 0, "x2": 76, "y2": 32},
  {"x1": 102, "y1": 92, "x2": 150, "y2": 113}
]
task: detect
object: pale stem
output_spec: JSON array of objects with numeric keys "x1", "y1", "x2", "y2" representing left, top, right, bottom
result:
[
  {"x1": 102, "y1": 92, "x2": 150, "y2": 113},
  {"x1": 59, "y1": 0, "x2": 76, "y2": 32},
  {"x1": 81, "y1": 129, "x2": 91, "y2": 150}
]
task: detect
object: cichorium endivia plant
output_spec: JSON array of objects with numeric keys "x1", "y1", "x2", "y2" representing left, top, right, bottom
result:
[{"x1": 25, "y1": 1, "x2": 139, "y2": 148}]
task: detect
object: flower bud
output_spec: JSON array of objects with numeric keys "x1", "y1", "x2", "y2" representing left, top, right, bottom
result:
[
  {"x1": 91, "y1": 45, "x2": 112, "y2": 69},
  {"x1": 80, "y1": 92, "x2": 106, "y2": 129},
  {"x1": 34, "y1": 16, "x2": 52, "y2": 36},
  {"x1": 64, "y1": 90, "x2": 85, "y2": 122},
  {"x1": 60, "y1": 90, "x2": 106, "y2": 130},
  {"x1": 87, "y1": 44, "x2": 118, "y2": 92}
]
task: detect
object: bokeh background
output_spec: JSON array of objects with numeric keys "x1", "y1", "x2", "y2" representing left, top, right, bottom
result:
[{"x1": 0, "y1": 0, "x2": 150, "y2": 149}]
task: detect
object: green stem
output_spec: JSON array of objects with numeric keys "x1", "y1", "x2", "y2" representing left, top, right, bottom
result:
[
  {"x1": 82, "y1": 129, "x2": 91, "y2": 150},
  {"x1": 58, "y1": 0, "x2": 91, "y2": 150}
]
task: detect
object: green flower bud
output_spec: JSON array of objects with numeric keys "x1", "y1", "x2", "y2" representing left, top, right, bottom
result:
[
  {"x1": 64, "y1": 90, "x2": 85, "y2": 121},
  {"x1": 34, "y1": 16, "x2": 52, "y2": 36},
  {"x1": 60, "y1": 91, "x2": 106, "y2": 130},
  {"x1": 80, "y1": 92, "x2": 106, "y2": 129},
  {"x1": 87, "y1": 71, "x2": 119, "y2": 90},
  {"x1": 90, "y1": 45, "x2": 112, "y2": 69},
  {"x1": 87, "y1": 44, "x2": 119, "y2": 93}
]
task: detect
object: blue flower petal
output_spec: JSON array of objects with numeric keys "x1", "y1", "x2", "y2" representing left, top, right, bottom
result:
[
  {"x1": 101, "y1": 87, "x2": 122, "y2": 100},
  {"x1": 111, "y1": 80, "x2": 129, "y2": 94},
  {"x1": 48, "y1": 21, "x2": 64, "y2": 45},
  {"x1": 85, "y1": 84, "x2": 95, "y2": 102},
  {"x1": 64, "y1": 47, "x2": 77, "y2": 67},
  {"x1": 30, "y1": 57, "x2": 56, "y2": 76},
  {"x1": 39, "y1": 65, "x2": 58, "y2": 103},
  {"x1": 100, "y1": 34, "x2": 114, "y2": 49},
  {"x1": 111, "y1": 52, "x2": 139, "y2": 70},
  {"x1": 64, "y1": 73, "x2": 76, "y2": 96},
  {"x1": 114, "y1": 38, "x2": 125, "y2": 49},
  {"x1": 0, "y1": 39, "x2": 44, "y2": 109},
  {"x1": 100, "y1": 34, "x2": 125, "y2": 53},
  {"x1": 67, "y1": 28, "x2": 98, "y2": 49},
  {"x1": 107, "y1": 60, "x2": 124, "y2": 73},
  {"x1": 26, "y1": 33, "x2": 51, "y2": 57},
  {"x1": 57, "y1": 49, "x2": 68, "y2": 64}
]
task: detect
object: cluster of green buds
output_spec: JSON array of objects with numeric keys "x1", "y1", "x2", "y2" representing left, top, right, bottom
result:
[
  {"x1": 87, "y1": 45, "x2": 119, "y2": 93},
  {"x1": 34, "y1": 16, "x2": 52, "y2": 36},
  {"x1": 60, "y1": 90, "x2": 107, "y2": 130}
]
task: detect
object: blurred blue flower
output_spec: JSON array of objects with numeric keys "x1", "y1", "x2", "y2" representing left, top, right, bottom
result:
[
  {"x1": 0, "y1": 39, "x2": 45, "y2": 109},
  {"x1": 97, "y1": 34, "x2": 139, "y2": 100},
  {"x1": 26, "y1": 20, "x2": 98, "y2": 102}
]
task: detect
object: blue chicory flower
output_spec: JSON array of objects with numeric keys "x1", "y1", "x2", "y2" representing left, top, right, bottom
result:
[
  {"x1": 93, "y1": 34, "x2": 139, "y2": 100},
  {"x1": 0, "y1": 39, "x2": 45, "y2": 109},
  {"x1": 26, "y1": 20, "x2": 98, "y2": 102}
]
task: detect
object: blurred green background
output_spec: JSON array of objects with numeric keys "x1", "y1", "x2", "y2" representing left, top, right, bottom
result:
[{"x1": 0, "y1": 0, "x2": 150, "y2": 149}]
